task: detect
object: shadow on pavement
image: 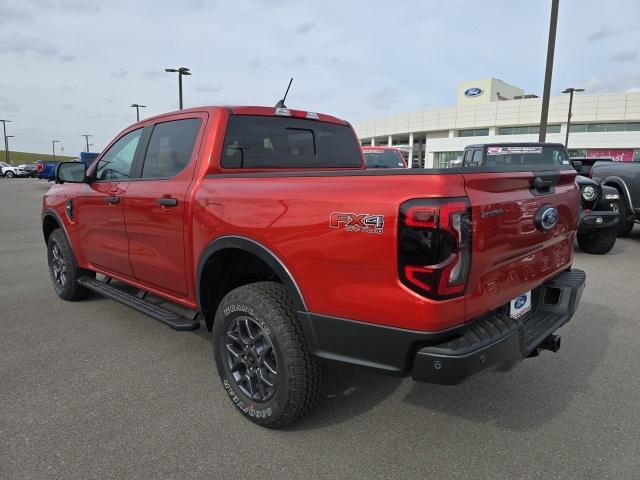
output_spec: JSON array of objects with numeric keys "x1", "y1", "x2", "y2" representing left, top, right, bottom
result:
[
  {"x1": 291, "y1": 361, "x2": 404, "y2": 431},
  {"x1": 401, "y1": 301, "x2": 615, "y2": 432}
]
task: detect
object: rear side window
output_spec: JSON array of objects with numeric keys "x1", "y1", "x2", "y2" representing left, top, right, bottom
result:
[
  {"x1": 141, "y1": 119, "x2": 201, "y2": 179},
  {"x1": 221, "y1": 115, "x2": 362, "y2": 169}
]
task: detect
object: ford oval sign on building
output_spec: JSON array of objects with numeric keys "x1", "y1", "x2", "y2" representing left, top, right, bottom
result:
[{"x1": 464, "y1": 87, "x2": 484, "y2": 97}]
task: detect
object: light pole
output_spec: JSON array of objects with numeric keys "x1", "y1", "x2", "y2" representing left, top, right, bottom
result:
[
  {"x1": 539, "y1": 0, "x2": 560, "y2": 142},
  {"x1": 164, "y1": 67, "x2": 191, "y2": 110},
  {"x1": 0, "y1": 119, "x2": 11, "y2": 164},
  {"x1": 81, "y1": 134, "x2": 92, "y2": 152},
  {"x1": 5, "y1": 135, "x2": 13, "y2": 164},
  {"x1": 52, "y1": 140, "x2": 60, "y2": 162},
  {"x1": 562, "y1": 87, "x2": 585, "y2": 149},
  {"x1": 130, "y1": 103, "x2": 146, "y2": 122}
]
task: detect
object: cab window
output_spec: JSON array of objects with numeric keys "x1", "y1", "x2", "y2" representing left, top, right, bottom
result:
[
  {"x1": 95, "y1": 129, "x2": 143, "y2": 181},
  {"x1": 141, "y1": 119, "x2": 202, "y2": 179}
]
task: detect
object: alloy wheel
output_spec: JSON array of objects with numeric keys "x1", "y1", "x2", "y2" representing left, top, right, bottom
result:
[{"x1": 224, "y1": 316, "x2": 278, "y2": 402}]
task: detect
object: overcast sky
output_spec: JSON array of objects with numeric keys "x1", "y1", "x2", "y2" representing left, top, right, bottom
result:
[{"x1": 1, "y1": 0, "x2": 639, "y2": 155}]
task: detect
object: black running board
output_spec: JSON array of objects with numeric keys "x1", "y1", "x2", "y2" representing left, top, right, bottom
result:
[{"x1": 78, "y1": 276, "x2": 200, "y2": 331}]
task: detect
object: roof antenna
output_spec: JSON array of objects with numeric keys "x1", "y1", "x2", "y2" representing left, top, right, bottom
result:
[{"x1": 275, "y1": 77, "x2": 293, "y2": 108}]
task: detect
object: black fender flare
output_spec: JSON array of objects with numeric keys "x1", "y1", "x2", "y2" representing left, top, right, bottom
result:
[
  {"x1": 195, "y1": 235, "x2": 307, "y2": 312},
  {"x1": 602, "y1": 176, "x2": 634, "y2": 211},
  {"x1": 41, "y1": 208, "x2": 69, "y2": 244}
]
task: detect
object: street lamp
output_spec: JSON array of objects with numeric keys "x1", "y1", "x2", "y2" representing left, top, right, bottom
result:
[
  {"x1": 538, "y1": 0, "x2": 560, "y2": 142},
  {"x1": 164, "y1": 67, "x2": 191, "y2": 110},
  {"x1": 130, "y1": 103, "x2": 146, "y2": 122},
  {"x1": 52, "y1": 140, "x2": 60, "y2": 162},
  {"x1": 5, "y1": 135, "x2": 13, "y2": 164},
  {"x1": 562, "y1": 87, "x2": 585, "y2": 149},
  {"x1": 0, "y1": 119, "x2": 12, "y2": 164},
  {"x1": 81, "y1": 134, "x2": 92, "y2": 152}
]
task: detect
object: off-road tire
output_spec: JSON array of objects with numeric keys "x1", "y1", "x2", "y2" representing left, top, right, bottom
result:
[
  {"x1": 212, "y1": 281, "x2": 326, "y2": 428},
  {"x1": 616, "y1": 197, "x2": 635, "y2": 236},
  {"x1": 577, "y1": 226, "x2": 618, "y2": 254},
  {"x1": 47, "y1": 228, "x2": 94, "y2": 300}
]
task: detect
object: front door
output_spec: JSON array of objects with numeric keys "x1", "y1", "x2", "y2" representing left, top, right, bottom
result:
[
  {"x1": 75, "y1": 128, "x2": 143, "y2": 277},
  {"x1": 124, "y1": 117, "x2": 204, "y2": 296}
]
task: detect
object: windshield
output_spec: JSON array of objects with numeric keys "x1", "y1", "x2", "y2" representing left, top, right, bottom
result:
[
  {"x1": 483, "y1": 145, "x2": 570, "y2": 166},
  {"x1": 363, "y1": 149, "x2": 405, "y2": 168}
]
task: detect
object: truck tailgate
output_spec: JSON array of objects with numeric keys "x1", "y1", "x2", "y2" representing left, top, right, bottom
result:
[{"x1": 462, "y1": 168, "x2": 580, "y2": 321}]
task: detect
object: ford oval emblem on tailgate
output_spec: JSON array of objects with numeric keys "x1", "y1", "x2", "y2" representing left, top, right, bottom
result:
[{"x1": 535, "y1": 205, "x2": 559, "y2": 231}]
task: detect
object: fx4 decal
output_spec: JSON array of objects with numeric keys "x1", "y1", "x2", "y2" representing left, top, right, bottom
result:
[{"x1": 329, "y1": 212, "x2": 384, "y2": 234}]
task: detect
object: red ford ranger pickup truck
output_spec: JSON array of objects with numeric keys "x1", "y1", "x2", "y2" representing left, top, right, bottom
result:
[{"x1": 42, "y1": 105, "x2": 585, "y2": 427}]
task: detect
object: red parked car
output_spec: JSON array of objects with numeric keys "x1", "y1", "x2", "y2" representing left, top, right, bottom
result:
[
  {"x1": 362, "y1": 145, "x2": 408, "y2": 168},
  {"x1": 42, "y1": 105, "x2": 585, "y2": 427}
]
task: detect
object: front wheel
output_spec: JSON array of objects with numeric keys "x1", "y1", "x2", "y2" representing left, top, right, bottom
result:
[
  {"x1": 577, "y1": 226, "x2": 618, "y2": 254},
  {"x1": 47, "y1": 228, "x2": 93, "y2": 300},
  {"x1": 212, "y1": 282, "x2": 326, "y2": 428}
]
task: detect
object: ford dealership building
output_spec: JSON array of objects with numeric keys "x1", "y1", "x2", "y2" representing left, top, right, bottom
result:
[{"x1": 354, "y1": 77, "x2": 640, "y2": 167}]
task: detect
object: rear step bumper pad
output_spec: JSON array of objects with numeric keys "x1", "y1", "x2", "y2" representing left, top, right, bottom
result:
[
  {"x1": 77, "y1": 276, "x2": 200, "y2": 331},
  {"x1": 412, "y1": 269, "x2": 586, "y2": 385}
]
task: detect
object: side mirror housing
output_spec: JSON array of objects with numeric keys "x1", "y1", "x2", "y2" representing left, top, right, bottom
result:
[
  {"x1": 56, "y1": 162, "x2": 87, "y2": 184},
  {"x1": 571, "y1": 160, "x2": 582, "y2": 172}
]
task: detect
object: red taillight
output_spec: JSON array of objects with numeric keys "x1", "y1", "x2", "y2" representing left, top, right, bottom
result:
[
  {"x1": 398, "y1": 198, "x2": 471, "y2": 300},
  {"x1": 405, "y1": 206, "x2": 438, "y2": 228},
  {"x1": 36, "y1": 163, "x2": 44, "y2": 172}
]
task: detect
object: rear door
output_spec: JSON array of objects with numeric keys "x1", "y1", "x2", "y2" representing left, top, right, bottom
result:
[
  {"x1": 462, "y1": 167, "x2": 580, "y2": 320},
  {"x1": 123, "y1": 115, "x2": 205, "y2": 296}
]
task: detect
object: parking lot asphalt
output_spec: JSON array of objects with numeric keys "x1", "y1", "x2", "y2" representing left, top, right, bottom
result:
[{"x1": 1, "y1": 178, "x2": 639, "y2": 480}]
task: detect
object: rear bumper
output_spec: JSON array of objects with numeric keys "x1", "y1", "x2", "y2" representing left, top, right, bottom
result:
[
  {"x1": 412, "y1": 269, "x2": 586, "y2": 384},
  {"x1": 579, "y1": 210, "x2": 618, "y2": 230},
  {"x1": 298, "y1": 269, "x2": 585, "y2": 385}
]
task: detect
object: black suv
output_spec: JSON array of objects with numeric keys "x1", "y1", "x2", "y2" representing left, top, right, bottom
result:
[{"x1": 461, "y1": 143, "x2": 620, "y2": 254}]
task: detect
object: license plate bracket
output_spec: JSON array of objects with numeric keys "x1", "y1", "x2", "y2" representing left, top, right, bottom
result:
[{"x1": 510, "y1": 290, "x2": 531, "y2": 319}]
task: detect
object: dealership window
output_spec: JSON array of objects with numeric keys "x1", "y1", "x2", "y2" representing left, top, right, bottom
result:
[
  {"x1": 498, "y1": 125, "x2": 559, "y2": 135},
  {"x1": 458, "y1": 128, "x2": 489, "y2": 137},
  {"x1": 433, "y1": 151, "x2": 463, "y2": 168},
  {"x1": 570, "y1": 122, "x2": 640, "y2": 133},
  {"x1": 569, "y1": 124, "x2": 588, "y2": 133},
  {"x1": 586, "y1": 124, "x2": 607, "y2": 132},
  {"x1": 604, "y1": 123, "x2": 625, "y2": 132}
]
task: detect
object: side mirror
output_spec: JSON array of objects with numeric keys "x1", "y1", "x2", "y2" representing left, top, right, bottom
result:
[
  {"x1": 571, "y1": 160, "x2": 582, "y2": 171},
  {"x1": 56, "y1": 162, "x2": 87, "y2": 184}
]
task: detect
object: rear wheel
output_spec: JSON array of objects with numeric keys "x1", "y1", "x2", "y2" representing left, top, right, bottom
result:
[
  {"x1": 47, "y1": 228, "x2": 93, "y2": 300},
  {"x1": 577, "y1": 226, "x2": 618, "y2": 254},
  {"x1": 212, "y1": 282, "x2": 326, "y2": 428},
  {"x1": 616, "y1": 196, "x2": 635, "y2": 236},
  {"x1": 5, "y1": 171, "x2": 14, "y2": 178}
]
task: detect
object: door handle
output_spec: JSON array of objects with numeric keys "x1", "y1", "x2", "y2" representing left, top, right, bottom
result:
[
  {"x1": 157, "y1": 197, "x2": 178, "y2": 207},
  {"x1": 105, "y1": 195, "x2": 120, "y2": 204}
]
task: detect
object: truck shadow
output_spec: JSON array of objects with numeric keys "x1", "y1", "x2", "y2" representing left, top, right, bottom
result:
[
  {"x1": 401, "y1": 301, "x2": 614, "y2": 432},
  {"x1": 289, "y1": 361, "x2": 404, "y2": 431}
]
